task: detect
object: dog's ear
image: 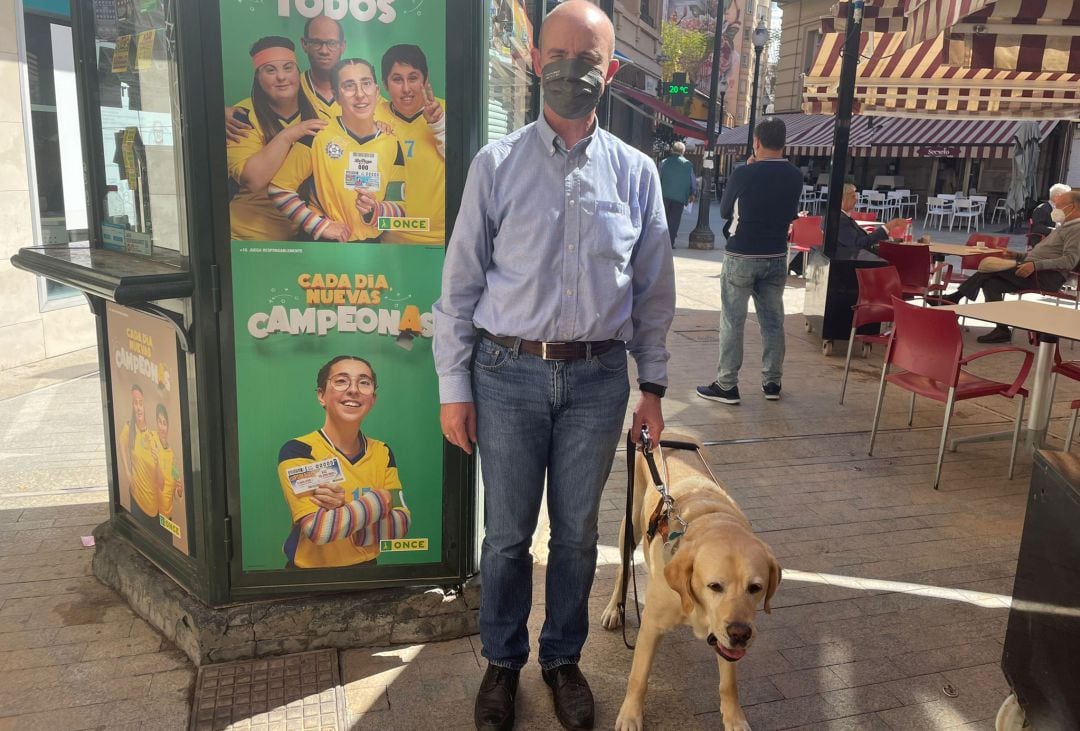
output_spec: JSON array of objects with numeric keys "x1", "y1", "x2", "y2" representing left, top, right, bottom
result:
[
  {"x1": 764, "y1": 556, "x2": 782, "y2": 615},
  {"x1": 663, "y1": 542, "x2": 698, "y2": 617}
]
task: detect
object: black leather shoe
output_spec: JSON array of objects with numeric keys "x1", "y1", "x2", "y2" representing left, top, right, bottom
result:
[
  {"x1": 977, "y1": 326, "x2": 1012, "y2": 344},
  {"x1": 475, "y1": 664, "x2": 519, "y2": 731},
  {"x1": 542, "y1": 664, "x2": 595, "y2": 730}
]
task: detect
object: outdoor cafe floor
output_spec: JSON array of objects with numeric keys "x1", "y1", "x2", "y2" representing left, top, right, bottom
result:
[{"x1": 1, "y1": 213, "x2": 1073, "y2": 730}]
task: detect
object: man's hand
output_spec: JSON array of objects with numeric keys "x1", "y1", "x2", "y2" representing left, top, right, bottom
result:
[
  {"x1": 1016, "y1": 262, "x2": 1035, "y2": 278},
  {"x1": 1002, "y1": 249, "x2": 1020, "y2": 260},
  {"x1": 320, "y1": 221, "x2": 351, "y2": 242},
  {"x1": 311, "y1": 483, "x2": 347, "y2": 510},
  {"x1": 884, "y1": 217, "x2": 908, "y2": 234},
  {"x1": 746, "y1": 155, "x2": 757, "y2": 165},
  {"x1": 441, "y1": 402, "x2": 477, "y2": 455},
  {"x1": 688, "y1": 194, "x2": 696, "y2": 204},
  {"x1": 630, "y1": 392, "x2": 664, "y2": 448},
  {"x1": 422, "y1": 82, "x2": 444, "y2": 125},
  {"x1": 225, "y1": 106, "x2": 253, "y2": 143}
]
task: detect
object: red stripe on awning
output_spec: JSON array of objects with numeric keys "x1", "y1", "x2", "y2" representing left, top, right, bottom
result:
[{"x1": 610, "y1": 82, "x2": 707, "y2": 140}]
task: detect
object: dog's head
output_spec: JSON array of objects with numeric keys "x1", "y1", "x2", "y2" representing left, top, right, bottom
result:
[{"x1": 662, "y1": 515, "x2": 781, "y2": 662}]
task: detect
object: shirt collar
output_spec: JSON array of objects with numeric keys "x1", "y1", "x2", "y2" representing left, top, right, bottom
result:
[{"x1": 536, "y1": 111, "x2": 597, "y2": 159}]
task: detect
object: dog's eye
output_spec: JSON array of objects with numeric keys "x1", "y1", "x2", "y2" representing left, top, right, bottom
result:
[
  {"x1": 707, "y1": 582, "x2": 724, "y2": 593},
  {"x1": 748, "y1": 583, "x2": 763, "y2": 594}
]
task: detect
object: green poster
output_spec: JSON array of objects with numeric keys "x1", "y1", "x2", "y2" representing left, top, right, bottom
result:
[
  {"x1": 220, "y1": 0, "x2": 447, "y2": 572},
  {"x1": 232, "y1": 243, "x2": 442, "y2": 570}
]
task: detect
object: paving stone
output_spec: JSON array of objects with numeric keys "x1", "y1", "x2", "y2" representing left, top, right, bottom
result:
[{"x1": 770, "y1": 666, "x2": 849, "y2": 698}]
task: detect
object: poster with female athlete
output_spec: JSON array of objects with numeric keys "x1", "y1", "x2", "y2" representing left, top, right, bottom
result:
[
  {"x1": 220, "y1": 1, "x2": 446, "y2": 572},
  {"x1": 106, "y1": 303, "x2": 192, "y2": 556},
  {"x1": 221, "y1": 0, "x2": 445, "y2": 245}
]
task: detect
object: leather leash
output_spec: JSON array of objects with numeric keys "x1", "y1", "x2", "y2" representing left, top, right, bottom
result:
[{"x1": 617, "y1": 426, "x2": 700, "y2": 649}]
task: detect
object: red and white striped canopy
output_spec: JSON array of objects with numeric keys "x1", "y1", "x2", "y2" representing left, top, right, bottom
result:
[
  {"x1": 803, "y1": 30, "x2": 1080, "y2": 119},
  {"x1": 714, "y1": 112, "x2": 1057, "y2": 159}
]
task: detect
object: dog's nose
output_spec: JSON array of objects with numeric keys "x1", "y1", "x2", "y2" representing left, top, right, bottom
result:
[{"x1": 727, "y1": 622, "x2": 752, "y2": 646}]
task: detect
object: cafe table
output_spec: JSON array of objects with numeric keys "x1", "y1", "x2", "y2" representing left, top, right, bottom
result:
[{"x1": 944, "y1": 299, "x2": 1080, "y2": 448}]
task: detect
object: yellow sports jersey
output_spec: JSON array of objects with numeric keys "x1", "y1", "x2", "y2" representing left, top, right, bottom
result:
[
  {"x1": 121, "y1": 422, "x2": 159, "y2": 518},
  {"x1": 269, "y1": 119, "x2": 407, "y2": 242},
  {"x1": 227, "y1": 98, "x2": 302, "y2": 241},
  {"x1": 300, "y1": 71, "x2": 341, "y2": 121},
  {"x1": 277, "y1": 429, "x2": 406, "y2": 568},
  {"x1": 156, "y1": 445, "x2": 179, "y2": 518},
  {"x1": 373, "y1": 98, "x2": 445, "y2": 244}
]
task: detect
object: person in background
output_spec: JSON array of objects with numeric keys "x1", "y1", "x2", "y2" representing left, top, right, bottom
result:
[
  {"x1": 298, "y1": 16, "x2": 347, "y2": 120},
  {"x1": 938, "y1": 189, "x2": 1080, "y2": 342},
  {"x1": 434, "y1": 3, "x2": 674, "y2": 728},
  {"x1": 831, "y1": 183, "x2": 908, "y2": 260},
  {"x1": 697, "y1": 117, "x2": 802, "y2": 405},
  {"x1": 659, "y1": 141, "x2": 696, "y2": 247},
  {"x1": 1030, "y1": 183, "x2": 1073, "y2": 239}
]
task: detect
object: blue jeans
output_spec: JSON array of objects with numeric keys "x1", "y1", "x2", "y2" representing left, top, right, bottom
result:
[
  {"x1": 716, "y1": 254, "x2": 787, "y2": 389},
  {"x1": 472, "y1": 337, "x2": 630, "y2": 670}
]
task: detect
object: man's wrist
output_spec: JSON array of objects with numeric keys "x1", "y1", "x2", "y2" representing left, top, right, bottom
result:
[{"x1": 639, "y1": 382, "x2": 666, "y2": 398}]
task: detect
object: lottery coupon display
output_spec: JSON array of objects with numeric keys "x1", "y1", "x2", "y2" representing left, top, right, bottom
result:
[
  {"x1": 220, "y1": 0, "x2": 446, "y2": 572},
  {"x1": 106, "y1": 303, "x2": 192, "y2": 556}
]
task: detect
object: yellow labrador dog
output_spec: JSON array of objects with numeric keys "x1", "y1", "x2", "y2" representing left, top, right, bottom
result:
[{"x1": 601, "y1": 434, "x2": 780, "y2": 731}]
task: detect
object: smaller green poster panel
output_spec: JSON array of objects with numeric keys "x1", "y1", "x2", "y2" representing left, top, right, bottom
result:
[{"x1": 233, "y1": 242, "x2": 442, "y2": 572}]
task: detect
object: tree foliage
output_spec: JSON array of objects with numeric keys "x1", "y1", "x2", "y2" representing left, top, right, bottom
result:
[{"x1": 660, "y1": 23, "x2": 710, "y2": 84}]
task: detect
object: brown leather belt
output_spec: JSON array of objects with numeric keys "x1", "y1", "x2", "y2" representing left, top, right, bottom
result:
[{"x1": 479, "y1": 331, "x2": 620, "y2": 361}]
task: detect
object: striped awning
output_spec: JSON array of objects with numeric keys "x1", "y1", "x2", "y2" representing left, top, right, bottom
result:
[
  {"x1": 610, "y1": 82, "x2": 708, "y2": 140},
  {"x1": 803, "y1": 30, "x2": 1080, "y2": 119},
  {"x1": 714, "y1": 113, "x2": 835, "y2": 155},
  {"x1": 716, "y1": 113, "x2": 1057, "y2": 159},
  {"x1": 822, "y1": 1, "x2": 909, "y2": 34}
]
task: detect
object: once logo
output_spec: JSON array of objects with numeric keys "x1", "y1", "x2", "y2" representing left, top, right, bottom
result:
[
  {"x1": 278, "y1": 0, "x2": 396, "y2": 23},
  {"x1": 379, "y1": 538, "x2": 429, "y2": 552},
  {"x1": 377, "y1": 217, "x2": 431, "y2": 231}
]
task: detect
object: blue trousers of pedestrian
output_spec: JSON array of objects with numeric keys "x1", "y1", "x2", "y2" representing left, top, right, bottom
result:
[
  {"x1": 472, "y1": 336, "x2": 630, "y2": 670},
  {"x1": 716, "y1": 254, "x2": 787, "y2": 389}
]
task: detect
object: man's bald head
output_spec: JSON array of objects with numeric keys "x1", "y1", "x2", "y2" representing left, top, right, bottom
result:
[{"x1": 539, "y1": 1, "x2": 615, "y2": 62}]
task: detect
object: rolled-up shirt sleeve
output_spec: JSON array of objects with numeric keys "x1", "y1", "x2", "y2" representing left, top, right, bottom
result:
[
  {"x1": 629, "y1": 161, "x2": 676, "y2": 386},
  {"x1": 432, "y1": 154, "x2": 494, "y2": 403}
]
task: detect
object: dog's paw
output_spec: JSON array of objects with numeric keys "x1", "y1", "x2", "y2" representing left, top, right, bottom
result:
[
  {"x1": 600, "y1": 603, "x2": 622, "y2": 630},
  {"x1": 723, "y1": 721, "x2": 752, "y2": 731},
  {"x1": 721, "y1": 704, "x2": 751, "y2": 731},
  {"x1": 614, "y1": 704, "x2": 644, "y2": 731}
]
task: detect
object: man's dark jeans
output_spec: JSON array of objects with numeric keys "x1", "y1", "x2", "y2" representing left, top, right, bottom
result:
[
  {"x1": 663, "y1": 197, "x2": 685, "y2": 246},
  {"x1": 955, "y1": 268, "x2": 1066, "y2": 302}
]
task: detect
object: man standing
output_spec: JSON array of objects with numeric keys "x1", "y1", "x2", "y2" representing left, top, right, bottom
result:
[
  {"x1": 433, "y1": 3, "x2": 674, "y2": 729},
  {"x1": 659, "y1": 141, "x2": 696, "y2": 247},
  {"x1": 939, "y1": 188, "x2": 1080, "y2": 342},
  {"x1": 697, "y1": 117, "x2": 802, "y2": 405}
]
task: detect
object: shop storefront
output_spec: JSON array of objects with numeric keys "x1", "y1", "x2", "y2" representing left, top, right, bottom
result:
[{"x1": 11, "y1": 0, "x2": 542, "y2": 661}]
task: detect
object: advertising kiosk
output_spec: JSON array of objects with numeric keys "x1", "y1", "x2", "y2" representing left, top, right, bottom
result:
[{"x1": 13, "y1": 0, "x2": 540, "y2": 661}]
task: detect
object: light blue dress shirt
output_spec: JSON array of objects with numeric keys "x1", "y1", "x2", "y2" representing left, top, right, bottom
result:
[{"x1": 433, "y1": 113, "x2": 675, "y2": 403}]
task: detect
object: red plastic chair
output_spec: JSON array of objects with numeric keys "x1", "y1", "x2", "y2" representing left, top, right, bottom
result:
[
  {"x1": 946, "y1": 234, "x2": 1010, "y2": 285},
  {"x1": 868, "y1": 297, "x2": 1033, "y2": 489},
  {"x1": 789, "y1": 215, "x2": 824, "y2": 277},
  {"x1": 1049, "y1": 350, "x2": 1080, "y2": 450},
  {"x1": 840, "y1": 266, "x2": 902, "y2": 405},
  {"x1": 876, "y1": 242, "x2": 953, "y2": 304}
]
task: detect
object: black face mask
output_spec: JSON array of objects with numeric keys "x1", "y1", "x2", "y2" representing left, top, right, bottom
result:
[{"x1": 541, "y1": 58, "x2": 606, "y2": 120}]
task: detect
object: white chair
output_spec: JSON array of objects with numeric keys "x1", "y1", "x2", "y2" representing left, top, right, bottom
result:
[
  {"x1": 969, "y1": 195, "x2": 988, "y2": 222},
  {"x1": 990, "y1": 198, "x2": 1008, "y2": 225},
  {"x1": 925, "y1": 196, "x2": 952, "y2": 229},
  {"x1": 799, "y1": 185, "x2": 817, "y2": 213},
  {"x1": 857, "y1": 189, "x2": 875, "y2": 211},
  {"x1": 886, "y1": 191, "x2": 906, "y2": 220},
  {"x1": 863, "y1": 192, "x2": 891, "y2": 220},
  {"x1": 898, "y1": 192, "x2": 919, "y2": 220},
  {"x1": 814, "y1": 186, "x2": 829, "y2": 214},
  {"x1": 950, "y1": 198, "x2": 981, "y2": 233}
]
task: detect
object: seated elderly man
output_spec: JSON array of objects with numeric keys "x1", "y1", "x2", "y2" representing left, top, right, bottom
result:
[
  {"x1": 1030, "y1": 183, "x2": 1073, "y2": 239},
  {"x1": 939, "y1": 188, "x2": 1080, "y2": 342},
  {"x1": 831, "y1": 183, "x2": 907, "y2": 259}
]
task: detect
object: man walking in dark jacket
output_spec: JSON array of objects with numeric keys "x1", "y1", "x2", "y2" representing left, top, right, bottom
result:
[
  {"x1": 697, "y1": 117, "x2": 802, "y2": 404},
  {"x1": 659, "y1": 141, "x2": 697, "y2": 247}
]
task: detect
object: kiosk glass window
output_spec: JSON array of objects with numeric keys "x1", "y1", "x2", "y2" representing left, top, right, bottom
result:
[
  {"x1": 89, "y1": 0, "x2": 187, "y2": 256},
  {"x1": 487, "y1": 0, "x2": 539, "y2": 143}
]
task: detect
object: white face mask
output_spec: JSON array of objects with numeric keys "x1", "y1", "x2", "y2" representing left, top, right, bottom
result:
[{"x1": 1051, "y1": 207, "x2": 1067, "y2": 224}]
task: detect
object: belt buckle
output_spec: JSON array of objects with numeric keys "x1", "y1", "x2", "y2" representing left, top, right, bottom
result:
[{"x1": 540, "y1": 341, "x2": 567, "y2": 360}]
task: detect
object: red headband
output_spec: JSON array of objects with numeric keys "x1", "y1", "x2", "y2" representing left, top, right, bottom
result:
[{"x1": 252, "y1": 48, "x2": 296, "y2": 70}]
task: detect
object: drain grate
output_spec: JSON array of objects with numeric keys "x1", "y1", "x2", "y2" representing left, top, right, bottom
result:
[{"x1": 189, "y1": 648, "x2": 344, "y2": 731}]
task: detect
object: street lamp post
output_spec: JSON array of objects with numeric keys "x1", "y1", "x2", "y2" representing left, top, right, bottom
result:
[
  {"x1": 713, "y1": 89, "x2": 726, "y2": 196},
  {"x1": 687, "y1": 18, "x2": 727, "y2": 250},
  {"x1": 745, "y1": 15, "x2": 769, "y2": 158}
]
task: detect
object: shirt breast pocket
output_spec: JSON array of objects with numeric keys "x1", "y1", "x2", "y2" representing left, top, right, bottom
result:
[{"x1": 583, "y1": 200, "x2": 640, "y2": 261}]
